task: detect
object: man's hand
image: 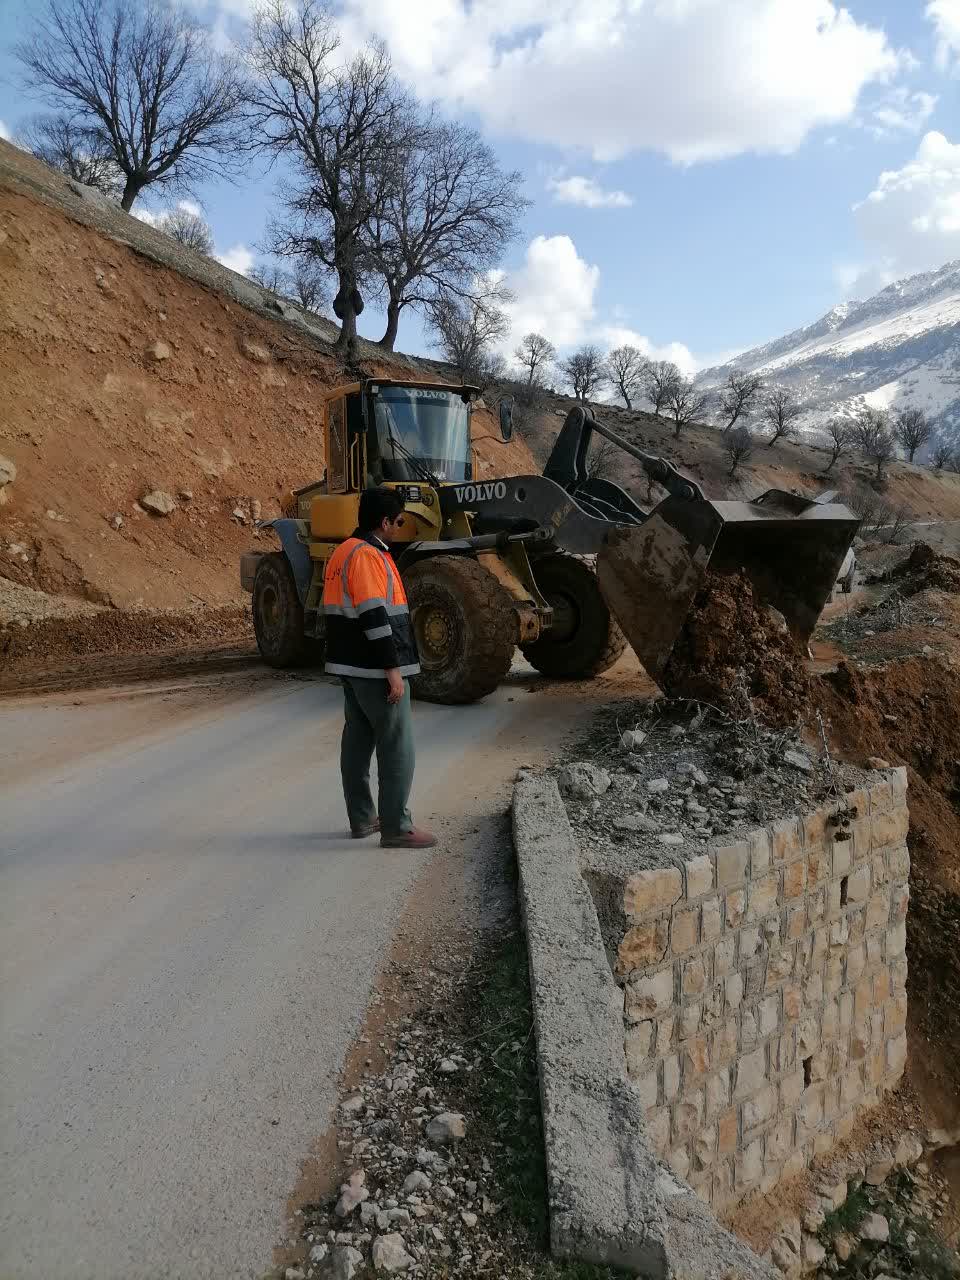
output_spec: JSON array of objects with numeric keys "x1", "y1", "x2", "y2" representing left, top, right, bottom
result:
[{"x1": 386, "y1": 668, "x2": 405, "y2": 705}]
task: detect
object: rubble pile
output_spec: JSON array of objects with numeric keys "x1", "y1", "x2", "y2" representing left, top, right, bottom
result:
[
  {"x1": 277, "y1": 1004, "x2": 545, "y2": 1280},
  {"x1": 556, "y1": 696, "x2": 869, "y2": 862},
  {"x1": 816, "y1": 1154, "x2": 959, "y2": 1279},
  {"x1": 873, "y1": 542, "x2": 960, "y2": 597},
  {"x1": 661, "y1": 571, "x2": 813, "y2": 726}
]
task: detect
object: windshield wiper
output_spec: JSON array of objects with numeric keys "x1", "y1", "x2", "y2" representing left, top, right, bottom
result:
[{"x1": 385, "y1": 427, "x2": 443, "y2": 491}]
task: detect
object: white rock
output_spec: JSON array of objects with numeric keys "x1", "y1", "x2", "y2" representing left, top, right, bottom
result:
[
  {"x1": 859, "y1": 1212, "x2": 889, "y2": 1242},
  {"x1": 864, "y1": 1157, "x2": 894, "y2": 1185},
  {"x1": 0, "y1": 454, "x2": 17, "y2": 487},
  {"x1": 646, "y1": 778, "x2": 670, "y2": 793},
  {"x1": 612, "y1": 813, "x2": 660, "y2": 834},
  {"x1": 802, "y1": 1235, "x2": 826, "y2": 1266},
  {"x1": 341, "y1": 1095, "x2": 364, "y2": 1115},
  {"x1": 783, "y1": 749, "x2": 814, "y2": 774},
  {"x1": 438, "y1": 1058, "x2": 458, "y2": 1074},
  {"x1": 141, "y1": 489, "x2": 177, "y2": 516},
  {"x1": 895, "y1": 1133, "x2": 923, "y2": 1167},
  {"x1": 145, "y1": 340, "x2": 171, "y2": 362},
  {"x1": 335, "y1": 1171, "x2": 369, "y2": 1217},
  {"x1": 425, "y1": 1112, "x2": 466, "y2": 1144},
  {"x1": 557, "y1": 762, "x2": 611, "y2": 799},
  {"x1": 460, "y1": 1211, "x2": 477, "y2": 1228},
  {"x1": 371, "y1": 1232, "x2": 414, "y2": 1272},
  {"x1": 285, "y1": 1269, "x2": 305, "y2": 1280},
  {"x1": 658, "y1": 833, "x2": 684, "y2": 846},
  {"x1": 309, "y1": 1243, "x2": 329, "y2": 1263},
  {"x1": 327, "y1": 1245, "x2": 363, "y2": 1280},
  {"x1": 402, "y1": 1170, "x2": 431, "y2": 1194}
]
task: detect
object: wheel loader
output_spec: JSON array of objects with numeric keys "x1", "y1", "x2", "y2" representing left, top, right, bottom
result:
[{"x1": 240, "y1": 378, "x2": 859, "y2": 703}]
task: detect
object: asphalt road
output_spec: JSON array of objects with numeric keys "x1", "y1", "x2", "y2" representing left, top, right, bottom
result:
[{"x1": 0, "y1": 667, "x2": 612, "y2": 1280}]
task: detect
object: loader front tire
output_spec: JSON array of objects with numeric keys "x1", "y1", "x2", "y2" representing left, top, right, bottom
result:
[
  {"x1": 405, "y1": 556, "x2": 516, "y2": 704},
  {"x1": 523, "y1": 553, "x2": 626, "y2": 679},
  {"x1": 252, "y1": 552, "x2": 311, "y2": 668}
]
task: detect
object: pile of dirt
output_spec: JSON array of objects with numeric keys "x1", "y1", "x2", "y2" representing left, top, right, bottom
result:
[
  {"x1": 661, "y1": 570, "x2": 813, "y2": 726},
  {"x1": 881, "y1": 542, "x2": 960, "y2": 597},
  {"x1": 816, "y1": 658, "x2": 960, "y2": 1098},
  {"x1": 0, "y1": 602, "x2": 254, "y2": 684}
]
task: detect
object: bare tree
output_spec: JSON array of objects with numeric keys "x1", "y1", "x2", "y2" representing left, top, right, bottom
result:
[
  {"x1": 246, "y1": 0, "x2": 416, "y2": 356},
  {"x1": 885, "y1": 503, "x2": 913, "y2": 545},
  {"x1": 16, "y1": 0, "x2": 246, "y2": 212},
  {"x1": 288, "y1": 258, "x2": 330, "y2": 313},
  {"x1": 668, "y1": 378, "x2": 710, "y2": 439},
  {"x1": 931, "y1": 437, "x2": 955, "y2": 471},
  {"x1": 761, "y1": 386, "x2": 803, "y2": 446},
  {"x1": 725, "y1": 425, "x2": 755, "y2": 476},
  {"x1": 367, "y1": 116, "x2": 526, "y2": 350},
  {"x1": 854, "y1": 407, "x2": 896, "y2": 483},
  {"x1": 514, "y1": 333, "x2": 556, "y2": 386},
  {"x1": 844, "y1": 484, "x2": 881, "y2": 530},
  {"x1": 586, "y1": 439, "x2": 620, "y2": 481},
  {"x1": 158, "y1": 205, "x2": 214, "y2": 255},
  {"x1": 249, "y1": 260, "x2": 291, "y2": 294},
  {"x1": 893, "y1": 407, "x2": 932, "y2": 463},
  {"x1": 604, "y1": 345, "x2": 649, "y2": 410},
  {"x1": 823, "y1": 417, "x2": 855, "y2": 472},
  {"x1": 430, "y1": 291, "x2": 509, "y2": 389},
  {"x1": 18, "y1": 113, "x2": 123, "y2": 197},
  {"x1": 561, "y1": 346, "x2": 606, "y2": 402},
  {"x1": 643, "y1": 360, "x2": 681, "y2": 416},
  {"x1": 719, "y1": 369, "x2": 764, "y2": 432}
]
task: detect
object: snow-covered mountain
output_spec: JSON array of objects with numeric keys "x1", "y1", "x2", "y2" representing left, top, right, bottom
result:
[{"x1": 697, "y1": 261, "x2": 960, "y2": 454}]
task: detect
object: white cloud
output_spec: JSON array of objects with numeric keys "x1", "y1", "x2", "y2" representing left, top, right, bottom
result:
[
  {"x1": 868, "y1": 88, "x2": 938, "y2": 136},
  {"x1": 852, "y1": 131, "x2": 960, "y2": 286},
  {"x1": 597, "y1": 325, "x2": 698, "y2": 378},
  {"x1": 497, "y1": 235, "x2": 705, "y2": 377},
  {"x1": 337, "y1": 0, "x2": 901, "y2": 164},
  {"x1": 927, "y1": 0, "x2": 960, "y2": 71},
  {"x1": 217, "y1": 242, "x2": 256, "y2": 275},
  {"x1": 0, "y1": 120, "x2": 10, "y2": 142},
  {"x1": 498, "y1": 235, "x2": 600, "y2": 352},
  {"x1": 546, "y1": 174, "x2": 633, "y2": 209}
]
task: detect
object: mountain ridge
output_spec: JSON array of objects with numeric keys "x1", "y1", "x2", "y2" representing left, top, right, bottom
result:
[{"x1": 697, "y1": 260, "x2": 960, "y2": 455}]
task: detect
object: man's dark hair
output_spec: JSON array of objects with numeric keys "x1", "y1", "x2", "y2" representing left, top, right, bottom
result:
[{"x1": 357, "y1": 486, "x2": 405, "y2": 533}]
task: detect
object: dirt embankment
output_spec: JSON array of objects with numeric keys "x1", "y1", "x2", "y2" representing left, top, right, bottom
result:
[{"x1": 0, "y1": 157, "x2": 535, "y2": 627}]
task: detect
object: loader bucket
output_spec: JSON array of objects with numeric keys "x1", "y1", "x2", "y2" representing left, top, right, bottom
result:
[{"x1": 596, "y1": 490, "x2": 859, "y2": 687}]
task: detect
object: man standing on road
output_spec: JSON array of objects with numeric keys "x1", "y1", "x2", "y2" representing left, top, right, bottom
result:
[{"x1": 322, "y1": 487, "x2": 437, "y2": 849}]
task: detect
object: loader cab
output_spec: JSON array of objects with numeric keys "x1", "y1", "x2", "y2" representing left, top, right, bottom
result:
[{"x1": 322, "y1": 380, "x2": 478, "y2": 494}]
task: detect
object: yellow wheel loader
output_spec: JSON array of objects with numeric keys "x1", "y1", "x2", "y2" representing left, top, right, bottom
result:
[{"x1": 240, "y1": 378, "x2": 858, "y2": 704}]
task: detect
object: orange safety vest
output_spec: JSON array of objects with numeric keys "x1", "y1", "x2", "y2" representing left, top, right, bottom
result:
[{"x1": 322, "y1": 534, "x2": 420, "y2": 678}]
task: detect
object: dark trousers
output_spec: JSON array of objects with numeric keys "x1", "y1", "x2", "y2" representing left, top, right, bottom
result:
[{"x1": 339, "y1": 676, "x2": 415, "y2": 836}]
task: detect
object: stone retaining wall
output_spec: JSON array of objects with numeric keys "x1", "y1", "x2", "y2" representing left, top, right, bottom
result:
[{"x1": 615, "y1": 768, "x2": 910, "y2": 1212}]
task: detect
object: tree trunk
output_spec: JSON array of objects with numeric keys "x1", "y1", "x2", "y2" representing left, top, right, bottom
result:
[
  {"x1": 907, "y1": 447, "x2": 917, "y2": 463},
  {"x1": 623, "y1": 391, "x2": 632, "y2": 410},
  {"x1": 120, "y1": 174, "x2": 144, "y2": 212},
  {"x1": 824, "y1": 453, "x2": 838, "y2": 472},
  {"x1": 378, "y1": 297, "x2": 401, "y2": 350},
  {"x1": 333, "y1": 264, "x2": 359, "y2": 361}
]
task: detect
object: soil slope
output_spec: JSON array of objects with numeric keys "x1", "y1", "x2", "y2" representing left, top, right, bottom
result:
[{"x1": 0, "y1": 144, "x2": 535, "y2": 618}]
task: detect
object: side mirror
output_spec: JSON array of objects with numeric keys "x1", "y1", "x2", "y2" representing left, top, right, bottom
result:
[{"x1": 499, "y1": 398, "x2": 514, "y2": 442}]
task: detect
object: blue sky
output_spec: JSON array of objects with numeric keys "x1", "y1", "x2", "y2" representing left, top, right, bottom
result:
[{"x1": 0, "y1": 0, "x2": 958, "y2": 370}]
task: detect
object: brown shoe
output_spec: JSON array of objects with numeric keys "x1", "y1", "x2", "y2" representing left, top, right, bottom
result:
[
  {"x1": 380, "y1": 826, "x2": 437, "y2": 849},
  {"x1": 351, "y1": 819, "x2": 381, "y2": 839}
]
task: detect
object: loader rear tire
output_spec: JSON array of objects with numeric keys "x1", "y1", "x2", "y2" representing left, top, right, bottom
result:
[
  {"x1": 405, "y1": 556, "x2": 516, "y2": 704},
  {"x1": 523, "y1": 553, "x2": 626, "y2": 679},
  {"x1": 252, "y1": 552, "x2": 313, "y2": 668}
]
